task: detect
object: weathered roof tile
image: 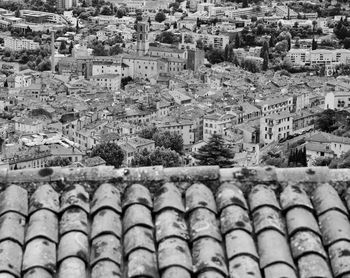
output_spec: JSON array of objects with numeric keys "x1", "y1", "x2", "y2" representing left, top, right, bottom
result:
[
  {"x1": 328, "y1": 240, "x2": 350, "y2": 278},
  {"x1": 220, "y1": 205, "x2": 252, "y2": 235},
  {"x1": 257, "y1": 230, "x2": 295, "y2": 270},
  {"x1": 57, "y1": 232, "x2": 89, "y2": 264},
  {"x1": 59, "y1": 208, "x2": 88, "y2": 236},
  {"x1": 318, "y1": 210, "x2": 350, "y2": 247},
  {"x1": 249, "y1": 184, "x2": 280, "y2": 212},
  {"x1": 127, "y1": 249, "x2": 158, "y2": 278},
  {"x1": 263, "y1": 263, "x2": 297, "y2": 278},
  {"x1": 0, "y1": 240, "x2": 23, "y2": 277},
  {"x1": 189, "y1": 208, "x2": 222, "y2": 242},
  {"x1": 0, "y1": 212, "x2": 25, "y2": 246},
  {"x1": 22, "y1": 238, "x2": 56, "y2": 274},
  {"x1": 25, "y1": 210, "x2": 58, "y2": 243},
  {"x1": 290, "y1": 231, "x2": 327, "y2": 260},
  {"x1": 162, "y1": 266, "x2": 191, "y2": 278},
  {"x1": 285, "y1": 207, "x2": 320, "y2": 237},
  {"x1": 225, "y1": 230, "x2": 259, "y2": 261},
  {"x1": 228, "y1": 255, "x2": 262, "y2": 278},
  {"x1": 124, "y1": 226, "x2": 155, "y2": 258},
  {"x1": 154, "y1": 183, "x2": 185, "y2": 213},
  {"x1": 0, "y1": 185, "x2": 28, "y2": 217},
  {"x1": 60, "y1": 184, "x2": 89, "y2": 214},
  {"x1": 122, "y1": 183, "x2": 153, "y2": 210},
  {"x1": 186, "y1": 183, "x2": 217, "y2": 214},
  {"x1": 252, "y1": 206, "x2": 286, "y2": 235},
  {"x1": 91, "y1": 209, "x2": 121, "y2": 240},
  {"x1": 58, "y1": 257, "x2": 86, "y2": 278},
  {"x1": 90, "y1": 234, "x2": 121, "y2": 267},
  {"x1": 192, "y1": 237, "x2": 228, "y2": 276},
  {"x1": 91, "y1": 260, "x2": 121, "y2": 278},
  {"x1": 280, "y1": 184, "x2": 313, "y2": 212},
  {"x1": 298, "y1": 254, "x2": 333, "y2": 278},
  {"x1": 312, "y1": 183, "x2": 348, "y2": 216},
  {"x1": 155, "y1": 209, "x2": 189, "y2": 242},
  {"x1": 158, "y1": 238, "x2": 192, "y2": 272},
  {"x1": 23, "y1": 268, "x2": 53, "y2": 278},
  {"x1": 29, "y1": 184, "x2": 59, "y2": 215},
  {"x1": 123, "y1": 204, "x2": 153, "y2": 233},
  {"x1": 91, "y1": 183, "x2": 121, "y2": 215},
  {"x1": 216, "y1": 182, "x2": 248, "y2": 212}
]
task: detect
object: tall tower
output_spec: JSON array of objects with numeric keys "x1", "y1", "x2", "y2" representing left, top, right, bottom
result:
[
  {"x1": 136, "y1": 22, "x2": 149, "y2": 56},
  {"x1": 51, "y1": 31, "x2": 55, "y2": 73}
]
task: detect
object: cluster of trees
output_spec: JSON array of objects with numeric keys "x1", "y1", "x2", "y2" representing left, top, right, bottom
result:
[
  {"x1": 155, "y1": 31, "x2": 180, "y2": 44},
  {"x1": 155, "y1": 11, "x2": 166, "y2": 23},
  {"x1": 89, "y1": 39, "x2": 123, "y2": 56},
  {"x1": 316, "y1": 109, "x2": 350, "y2": 134},
  {"x1": 334, "y1": 18, "x2": 350, "y2": 49},
  {"x1": 132, "y1": 147, "x2": 181, "y2": 167},
  {"x1": 193, "y1": 134, "x2": 235, "y2": 168},
  {"x1": 46, "y1": 157, "x2": 71, "y2": 167},
  {"x1": 2, "y1": 48, "x2": 51, "y2": 71},
  {"x1": 139, "y1": 127, "x2": 183, "y2": 154},
  {"x1": 90, "y1": 142, "x2": 124, "y2": 168},
  {"x1": 313, "y1": 150, "x2": 350, "y2": 168},
  {"x1": 0, "y1": 0, "x2": 57, "y2": 14},
  {"x1": 288, "y1": 147, "x2": 307, "y2": 167}
]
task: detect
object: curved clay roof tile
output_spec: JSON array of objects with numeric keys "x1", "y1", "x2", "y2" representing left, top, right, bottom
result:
[
  {"x1": 158, "y1": 238, "x2": 192, "y2": 272},
  {"x1": 58, "y1": 257, "x2": 86, "y2": 278},
  {"x1": 186, "y1": 183, "x2": 217, "y2": 215},
  {"x1": 122, "y1": 204, "x2": 153, "y2": 234},
  {"x1": 248, "y1": 184, "x2": 280, "y2": 213},
  {"x1": 297, "y1": 254, "x2": 332, "y2": 278},
  {"x1": 29, "y1": 184, "x2": 59, "y2": 215},
  {"x1": 285, "y1": 207, "x2": 321, "y2": 237},
  {"x1": 91, "y1": 260, "x2": 121, "y2": 278},
  {"x1": 122, "y1": 183, "x2": 153, "y2": 210},
  {"x1": 91, "y1": 208, "x2": 121, "y2": 240},
  {"x1": 25, "y1": 210, "x2": 58, "y2": 244},
  {"x1": 280, "y1": 184, "x2": 313, "y2": 212},
  {"x1": 154, "y1": 183, "x2": 185, "y2": 213},
  {"x1": 0, "y1": 240, "x2": 23, "y2": 278},
  {"x1": 220, "y1": 205, "x2": 252, "y2": 236},
  {"x1": 0, "y1": 212, "x2": 26, "y2": 246},
  {"x1": 216, "y1": 182, "x2": 248, "y2": 212},
  {"x1": 228, "y1": 255, "x2": 262, "y2": 278},
  {"x1": 60, "y1": 184, "x2": 89, "y2": 214},
  {"x1": 0, "y1": 185, "x2": 28, "y2": 218},
  {"x1": 91, "y1": 183, "x2": 121, "y2": 216},
  {"x1": 59, "y1": 207, "x2": 89, "y2": 236},
  {"x1": 90, "y1": 234, "x2": 121, "y2": 267},
  {"x1": 123, "y1": 226, "x2": 155, "y2": 258}
]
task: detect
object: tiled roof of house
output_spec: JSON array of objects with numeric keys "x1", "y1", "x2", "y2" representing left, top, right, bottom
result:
[{"x1": 0, "y1": 165, "x2": 350, "y2": 278}]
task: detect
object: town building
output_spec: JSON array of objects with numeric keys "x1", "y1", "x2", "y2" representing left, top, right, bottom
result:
[
  {"x1": 4, "y1": 37, "x2": 40, "y2": 51},
  {"x1": 260, "y1": 112, "x2": 293, "y2": 144}
]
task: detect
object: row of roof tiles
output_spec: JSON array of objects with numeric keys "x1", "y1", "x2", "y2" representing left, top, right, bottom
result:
[{"x1": 0, "y1": 180, "x2": 350, "y2": 277}]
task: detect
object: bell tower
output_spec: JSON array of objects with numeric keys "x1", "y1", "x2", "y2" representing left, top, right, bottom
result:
[{"x1": 137, "y1": 22, "x2": 149, "y2": 56}]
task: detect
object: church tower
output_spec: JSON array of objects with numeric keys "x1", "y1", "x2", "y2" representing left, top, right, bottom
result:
[{"x1": 136, "y1": 22, "x2": 149, "y2": 56}]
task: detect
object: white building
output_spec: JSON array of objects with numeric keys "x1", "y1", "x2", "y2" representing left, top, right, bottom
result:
[
  {"x1": 193, "y1": 33, "x2": 230, "y2": 50},
  {"x1": 325, "y1": 91, "x2": 350, "y2": 110},
  {"x1": 158, "y1": 120, "x2": 195, "y2": 145},
  {"x1": 90, "y1": 74, "x2": 121, "y2": 91},
  {"x1": 4, "y1": 37, "x2": 40, "y2": 51},
  {"x1": 257, "y1": 96, "x2": 294, "y2": 116},
  {"x1": 260, "y1": 112, "x2": 293, "y2": 144}
]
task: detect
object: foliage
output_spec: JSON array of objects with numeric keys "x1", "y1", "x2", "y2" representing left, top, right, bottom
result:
[
  {"x1": 312, "y1": 38, "x2": 318, "y2": 50},
  {"x1": 155, "y1": 11, "x2": 166, "y2": 23},
  {"x1": 46, "y1": 157, "x2": 71, "y2": 167},
  {"x1": 156, "y1": 31, "x2": 180, "y2": 44},
  {"x1": 205, "y1": 49, "x2": 225, "y2": 64},
  {"x1": 139, "y1": 127, "x2": 183, "y2": 153},
  {"x1": 193, "y1": 134, "x2": 234, "y2": 167},
  {"x1": 90, "y1": 143, "x2": 124, "y2": 168},
  {"x1": 261, "y1": 150, "x2": 287, "y2": 167},
  {"x1": 121, "y1": 76, "x2": 133, "y2": 89},
  {"x1": 329, "y1": 150, "x2": 350, "y2": 168},
  {"x1": 288, "y1": 147, "x2": 307, "y2": 167},
  {"x1": 132, "y1": 147, "x2": 181, "y2": 167},
  {"x1": 312, "y1": 157, "x2": 332, "y2": 166},
  {"x1": 315, "y1": 109, "x2": 350, "y2": 133}
]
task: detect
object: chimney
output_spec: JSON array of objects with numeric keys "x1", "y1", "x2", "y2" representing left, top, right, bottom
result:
[{"x1": 51, "y1": 31, "x2": 55, "y2": 73}]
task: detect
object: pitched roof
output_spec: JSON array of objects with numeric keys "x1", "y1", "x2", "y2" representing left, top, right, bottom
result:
[
  {"x1": 1, "y1": 165, "x2": 350, "y2": 278},
  {"x1": 307, "y1": 132, "x2": 350, "y2": 145}
]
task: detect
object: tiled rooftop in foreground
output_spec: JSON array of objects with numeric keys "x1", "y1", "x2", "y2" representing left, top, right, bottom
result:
[{"x1": 0, "y1": 165, "x2": 350, "y2": 278}]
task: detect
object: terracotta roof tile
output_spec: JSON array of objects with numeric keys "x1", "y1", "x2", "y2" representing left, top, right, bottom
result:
[{"x1": 1, "y1": 165, "x2": 350, "y2": 277}]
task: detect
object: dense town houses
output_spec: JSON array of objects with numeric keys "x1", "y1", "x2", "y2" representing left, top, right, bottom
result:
[{"x1": 0, "y1": 0, "x2": 349, "y2": 168}]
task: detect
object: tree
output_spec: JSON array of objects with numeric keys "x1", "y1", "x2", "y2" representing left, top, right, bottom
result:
[
  {"x1": 46, "y1": 157, "x2": 71, "y2": 167},
  {"x1": 90, "y1": 143, "x2": 124, "y2": 168},
  {"x1": 193, "y1": 134, "x2": 234, "y2": 168},
  {"x1": 152, "y1": 131, "x2": 183, "y2": 154},
  {"x1": 344, "y1": 38, "x2": 350, "y2": 49},
  {"x1": 69, "y1": 41, "x2": 74, "y2": 54},
  {"x1": 132, "y1": 147, "x2": 181, "y2": 167},
  {"x1": 206, "y1": 49, "x2": 225, "y2": 64},
  {"x1": 262, "y1": 50, "x2": 269, "y2": 71},
  {"x1": 121, "y1": 76, "x2": 133, "y2": 89},
  {"x1": 76, "y1": 19, "x2": 79, "y2": 31},
  {"x1": 59, "y1": 40, "x2": 67, "y2": 52},
  {"x1": 242, "y1": 0, "x2": 248, "y2": 8},
  {"x1": 3, "y1": 79, "x2": 8, "y2": 87},
  {"x1": 156, "y1": 31, "x2": 179, "y2": 44},
  {"x1": 109, "y1": 44, "x2": 123, "y2": 55},
  {"x1": 312, "y1": 38, "x2": 318, "y2": 50},
  {"x1": 313, "y1": 157, "x2": 332, "y2": 166},
  {"x1": 234, "y1": 34, "x2": 242, "y2": 48},
  {"x1": 15, "y1": 8, "x2": 20, "y2": 18},
  {"x1": 116, "y1": 8, "x2": 126, "y2": 18},
  {"x1": 139, "y1": 126, "x2": 158, "y2": 139},
  {"x1": 155, "y1": 11, "x2": 166, "y2": 23}
]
